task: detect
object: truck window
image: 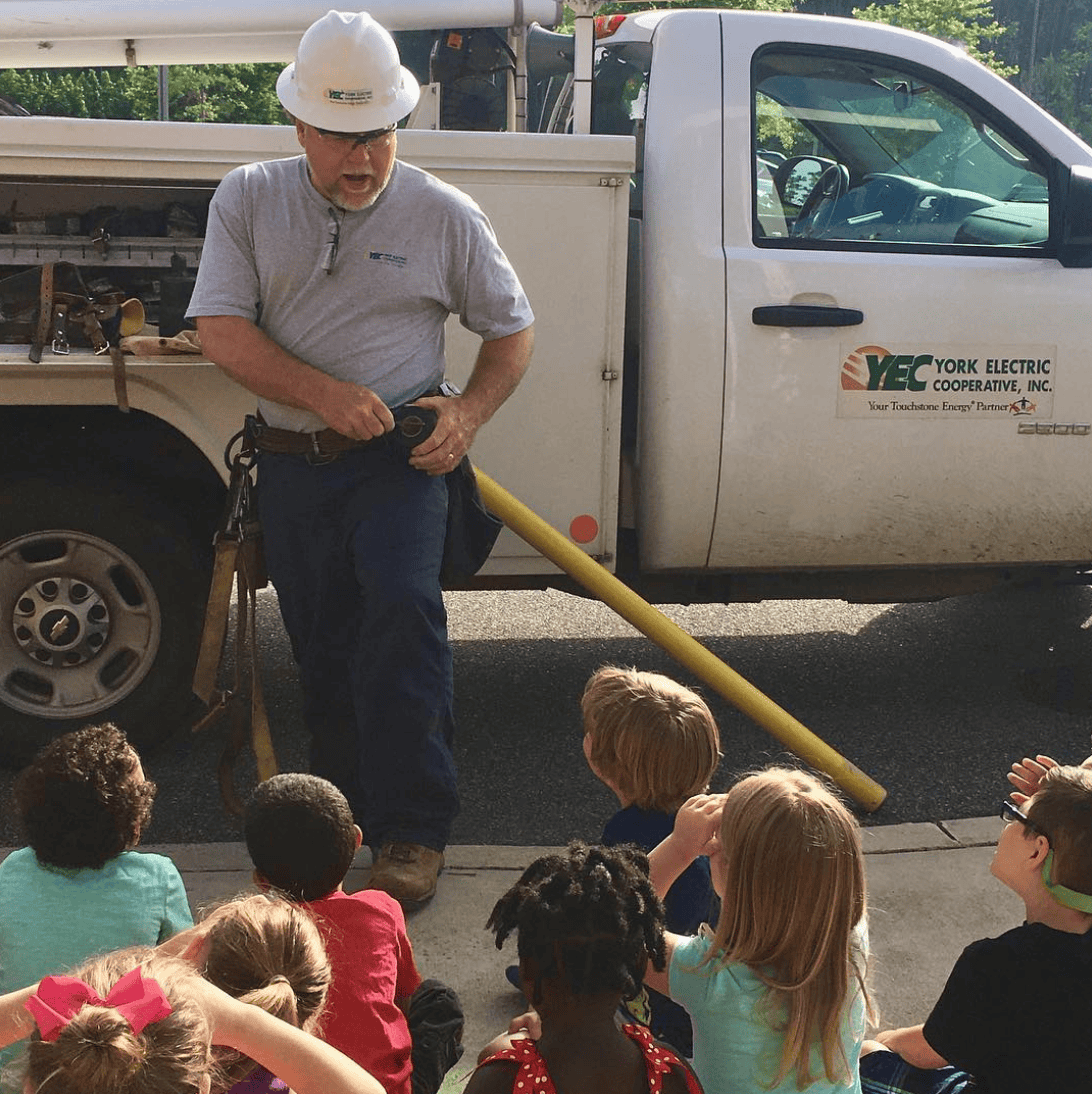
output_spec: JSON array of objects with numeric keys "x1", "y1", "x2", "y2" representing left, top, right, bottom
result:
[{"x1": 752, "y1": 49, "x2": 1050, "y2": 251}]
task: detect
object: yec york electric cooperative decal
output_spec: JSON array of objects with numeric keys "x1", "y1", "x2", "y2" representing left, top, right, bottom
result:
[{"x1": 838, "y1": 344, "x2": 1055, "y2": 419}]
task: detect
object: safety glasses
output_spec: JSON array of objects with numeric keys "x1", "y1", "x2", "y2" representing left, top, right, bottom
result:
[{"x1": 312, "y1": 124, "x2": 395, "y2": 151}]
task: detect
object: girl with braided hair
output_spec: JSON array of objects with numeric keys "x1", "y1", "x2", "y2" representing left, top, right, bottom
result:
[
  {"x1": 646, "y1": 767, "x2": 873, "y2": 1094},
  {"x1": 467, "y1": 841, "x2": 704, "y2": 1094}
]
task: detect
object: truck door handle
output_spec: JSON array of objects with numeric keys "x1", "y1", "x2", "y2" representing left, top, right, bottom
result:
[{"x1": 752, "y1": 305, "x2": 864, "y2": 327}]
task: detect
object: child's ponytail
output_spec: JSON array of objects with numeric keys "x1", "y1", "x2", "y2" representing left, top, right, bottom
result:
[
  {"x1": 40, "y1": 1006, "x2": 148, "y2": 1089},
  {"x1": 235, "y1": 974, "x2": 301, "y2": 1029},
  {"x1": 200, "y1": 893, "x2": 331, "y2": 1087}
]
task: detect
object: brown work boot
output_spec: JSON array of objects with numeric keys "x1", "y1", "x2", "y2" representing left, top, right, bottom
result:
[{"x1": 368, "y1": 842, "x2": 444, "y2": 908}]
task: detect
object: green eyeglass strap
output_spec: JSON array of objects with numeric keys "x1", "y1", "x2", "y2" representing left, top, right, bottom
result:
[{"x1": 1042, "y1": 850, "x2": 1092, "y2": 913}]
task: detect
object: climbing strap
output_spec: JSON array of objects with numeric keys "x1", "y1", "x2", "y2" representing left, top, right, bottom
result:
[
  {"x1": 26, "y1": 262, "x2": 131, "y2": 411},
  {"x1": 192, "y1": 422, "x2": 278, "y2": 815}
]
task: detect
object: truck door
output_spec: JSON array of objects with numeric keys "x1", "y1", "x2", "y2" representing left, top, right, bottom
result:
[{"x1": 712, "y1": 18, "x2": 1092, "y2": 574}]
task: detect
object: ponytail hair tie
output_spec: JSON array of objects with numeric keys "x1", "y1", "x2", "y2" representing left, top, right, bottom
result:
[{"x1": 25, "y1": 967, "x2": 173, "y2": 1042}]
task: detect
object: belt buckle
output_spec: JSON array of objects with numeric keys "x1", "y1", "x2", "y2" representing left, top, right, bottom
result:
[{"x1": 304, "y1": 432, "x2": 339, "y2": 466}]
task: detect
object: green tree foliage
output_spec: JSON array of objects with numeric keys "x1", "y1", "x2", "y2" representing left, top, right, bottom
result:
[
  {"x1": 986, "y1": 0, "x2": 1092, "y2": 144},
  {"x1": 848, "y1": 0, "x2": 1092, "y2": 145},
  {"x1": 0, "y1": 63, "x2": 287, "y2": 123},
  {"x1": 1030, "y1": 22, "x2": 1092, "y2": 143},
  {"x1": 852, "y1": 0, "x2": 1017, "y2": 77},
  {"x1": 992, "y1": 0, "x2": 1090, "y2": 84},
  {"x1": 0, "y1": 68, "x2": 132, "y2": 117}
]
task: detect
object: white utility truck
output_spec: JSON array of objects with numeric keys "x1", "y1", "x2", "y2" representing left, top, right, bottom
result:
[{"x1": 2, "y1": 0, "x2": 1091, "y2": 760}]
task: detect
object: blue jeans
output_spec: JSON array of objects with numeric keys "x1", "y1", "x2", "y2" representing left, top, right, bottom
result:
[
  {"x1": 860, "y1": 1050, "x2": 975, "y2": 1094},
  {"x1": 257, "y1": 441, "x2": 458, "y2": 850}
]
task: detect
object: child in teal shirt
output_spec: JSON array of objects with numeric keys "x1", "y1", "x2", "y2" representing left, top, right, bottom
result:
[
  {"x1": 0, "y1": 723, "x2": 191, "y2": 1058},
  {"x1": 647, "y1": 768, "x2": 872, "y2": 1094}
]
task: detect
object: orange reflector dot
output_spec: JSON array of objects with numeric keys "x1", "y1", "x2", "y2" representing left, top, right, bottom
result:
[{"x1": 569, "y1": 515, "x2": 599, "y2": 544}]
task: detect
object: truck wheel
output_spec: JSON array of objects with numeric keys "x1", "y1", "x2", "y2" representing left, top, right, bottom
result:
[{"x1": 0, "y1": 480, "x2": 211, "y2": 766}]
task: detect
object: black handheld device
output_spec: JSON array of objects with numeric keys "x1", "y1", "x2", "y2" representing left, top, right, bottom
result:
[{"x1": 391, "y1": 404, "x2": 438, "y2": 448}]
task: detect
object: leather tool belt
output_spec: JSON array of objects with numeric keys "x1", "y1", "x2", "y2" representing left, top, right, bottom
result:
[
  {"x1": 248, "y1": 388, "x2": 444, "y2": 464},
  {"x1": 248, "y1": 419, "x2": 373, "y2": 462}
]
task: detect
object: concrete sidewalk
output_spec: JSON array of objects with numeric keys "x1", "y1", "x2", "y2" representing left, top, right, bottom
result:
[{"x1": 129, "y1": 817, "x2": 1024, "y2": 1090}]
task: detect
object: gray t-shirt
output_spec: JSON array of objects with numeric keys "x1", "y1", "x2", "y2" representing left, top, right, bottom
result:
[{"x1": 188, "y1": 155, "x2": 533, "y2": 431}]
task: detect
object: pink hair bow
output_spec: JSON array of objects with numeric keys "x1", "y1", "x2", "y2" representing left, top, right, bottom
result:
[{"x1": 25, "y1": 967, "x2": 173, "y2": 1042}]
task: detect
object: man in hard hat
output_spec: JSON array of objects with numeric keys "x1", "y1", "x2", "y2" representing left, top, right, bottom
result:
[{"x1": 188, "y1": 10, "x2": 534, "y2": 907}]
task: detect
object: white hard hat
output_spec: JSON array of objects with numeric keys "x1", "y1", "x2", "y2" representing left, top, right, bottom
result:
[{"x1": 277, "y1": 10, "x2": 420, "y2": 132}]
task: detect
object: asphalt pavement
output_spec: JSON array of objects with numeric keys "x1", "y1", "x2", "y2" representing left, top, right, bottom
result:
[{"x1": 2, "y1": 584, "x2": 1092, "y2": 846}]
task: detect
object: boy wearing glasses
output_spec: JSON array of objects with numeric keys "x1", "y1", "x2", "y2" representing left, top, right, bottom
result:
[
  {"x1": 859, "y1": 765, "x2": 1092, "y2": 1094},
  {"x1": 188, "y1": 10, "x2": 534, "y2": 908}
]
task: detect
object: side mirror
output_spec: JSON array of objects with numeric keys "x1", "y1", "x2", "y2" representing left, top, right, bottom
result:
[
  {"x1": 1058, "y1": 164, "x2": 1092, "y2": 268},
  {"x1": 775, "y1": 156, "x2": 824, "y2": 207}
]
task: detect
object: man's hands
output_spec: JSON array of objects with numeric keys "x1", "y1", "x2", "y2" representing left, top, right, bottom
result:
[
  {"x1": 408, "y1": 393, "x2": 480, "y2": 475},
  {"x1": 409, "y1": 326, "x2": 534, "y2": 476},
  {"x1": 197, "y1": 316, "x2": 396, "y2": 439},
  {"x1": 197, "y1": 316, "x2": 532, "y2": 471},
  {"x1": 314, "y1": 377, "x2": 396, "y2": 441}
]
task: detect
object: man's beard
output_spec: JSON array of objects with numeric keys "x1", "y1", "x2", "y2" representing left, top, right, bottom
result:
[{"x1": 330, "y1": 158, "x2": 395, "y2": 212}]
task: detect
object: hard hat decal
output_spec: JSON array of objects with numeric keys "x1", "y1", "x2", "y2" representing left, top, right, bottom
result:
[{"x1": 327, "y1": 89, "x2": 373, "y2": 104}]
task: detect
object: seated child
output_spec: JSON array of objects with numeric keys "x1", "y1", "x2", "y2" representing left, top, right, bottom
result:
[
  {"x1": 860, "y1": 764, "x2": 1092, "y2": 1094},
  {"x1": 1, "y1": 946, "x2": 384, "y2": 1094},
  {"x1": 0, "y1": 725, "x2": 192, "y2": 1022},
  {"x1": 647, "y1": 768, "x2": 872, "y2": 1094},
  {"x1": 577, "y1": 665, "x2": 722, "y2": 1055},
  {"x1": 200, "y1": 892, "x2": 332, "y2": 1093},
  {"x1": 469, "y1": 841, "x2": 702, "y2": 1094},
  {"x1": 243, "y1": 773, "x2": 462, "y2": 1094}
]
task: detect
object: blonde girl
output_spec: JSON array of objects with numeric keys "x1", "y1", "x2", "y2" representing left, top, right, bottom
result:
[{"x1": 645, "y1": 766, "x2": 873, "y2": 1093}]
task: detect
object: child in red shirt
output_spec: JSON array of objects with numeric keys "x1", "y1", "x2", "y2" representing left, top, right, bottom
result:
[{"x1": 244, "y1": 773, "x2": 463, "y2": 1094}]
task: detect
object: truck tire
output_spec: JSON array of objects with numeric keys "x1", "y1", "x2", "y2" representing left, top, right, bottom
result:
[{"x1": 0, "y1": 479, "x2": 211, "y2": 766}]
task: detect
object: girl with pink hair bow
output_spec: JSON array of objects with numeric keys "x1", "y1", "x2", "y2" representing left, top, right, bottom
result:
[{"x1": 0, "y1": 945, "x2": 383, "y2": 1094}]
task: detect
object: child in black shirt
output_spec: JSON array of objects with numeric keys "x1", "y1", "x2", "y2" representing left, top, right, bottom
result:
[{"x1": 860, "y1": 764, "x2": 1092, "y2": 1094}]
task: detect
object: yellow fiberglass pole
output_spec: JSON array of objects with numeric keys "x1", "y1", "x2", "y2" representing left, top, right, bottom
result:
[{"x1": 475, "y1": 469, "x2": 886, "y2": 812}]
